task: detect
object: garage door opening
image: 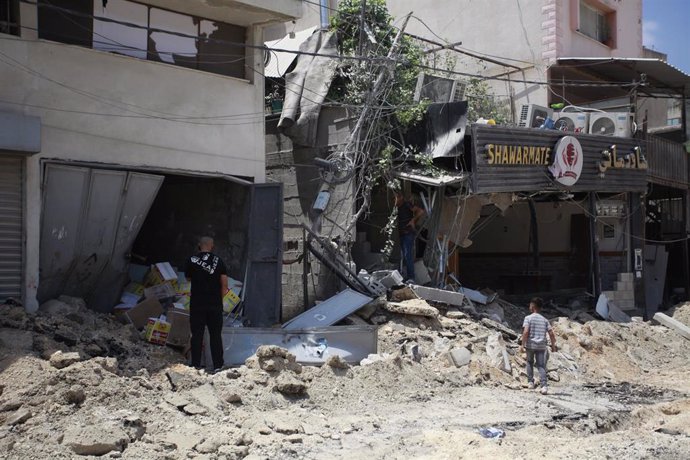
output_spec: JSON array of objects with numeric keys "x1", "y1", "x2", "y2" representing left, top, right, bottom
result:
[{"x1": 38, "y1": 163, "x2": 283, "y2": 325}]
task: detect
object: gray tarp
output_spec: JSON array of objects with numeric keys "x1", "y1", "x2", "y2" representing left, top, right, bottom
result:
[{"x1": 278, "y1": 30, "x2": 339, "y2": 147}]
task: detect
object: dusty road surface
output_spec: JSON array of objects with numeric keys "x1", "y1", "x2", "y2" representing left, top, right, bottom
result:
[{"x1": 1, "y1": 298, "x2": 689, "y2": 459}]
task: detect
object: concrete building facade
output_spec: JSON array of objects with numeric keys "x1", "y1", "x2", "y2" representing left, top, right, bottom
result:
[{"x1": 0, "y1": 0, "x2": 301, "y2": 312}]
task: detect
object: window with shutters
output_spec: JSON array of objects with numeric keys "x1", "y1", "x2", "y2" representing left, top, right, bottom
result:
[{"x1": 577, "y1": 1, "x2": 615, "y2": 47}]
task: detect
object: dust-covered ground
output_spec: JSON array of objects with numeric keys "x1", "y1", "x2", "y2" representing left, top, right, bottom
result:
[{"x1": 1, "y1": 297, "x2": 690, "y2": 460}]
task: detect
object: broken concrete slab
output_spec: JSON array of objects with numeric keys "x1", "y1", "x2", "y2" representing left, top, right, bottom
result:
[
  {"x1": 596, "y1": 293, "x2": 631, "y2": 323},
  {"x1": 384, "y1": 299, "x2": 439, "y2": 317},
  {"x1": 410, "y1": 285, "x2": 465, "y2": 307},
  {"x1": 390, "y1": 286, "x2": 418, "y2": 302},
  {"x1": 5, "y1": 408, "x2": 31, "y2": 425},
  {"x1": 63, "y1": 423, "x2": 129, "y2": 456},
  {"x1": 653, "y1": 313, "x2": 690, "y2": 340},
  {"x1": 371, "y1": 270, "x2": 404, "y2": 289},
  {"x1": 486, "y1": 333, "x2": 511, "y2": 373},
  {"x1": 49, "y1": 351, "x2": 82, "y2": 369},
  {"x1": 448, "y1": 347, "x2": 471, "y2": 367}
]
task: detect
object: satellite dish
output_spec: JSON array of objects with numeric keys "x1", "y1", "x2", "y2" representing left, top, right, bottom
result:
[
  {"x1": 591, "y1": 117, "x2": 616, "y2": 135},
  {"x1": 554, "y1": 117, "x2": 575, "y2": 131}
]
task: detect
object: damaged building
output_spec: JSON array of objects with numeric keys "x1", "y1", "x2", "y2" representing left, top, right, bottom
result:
[{"x1": 0, "y1": 0, "x2": 302, "y2": 325}]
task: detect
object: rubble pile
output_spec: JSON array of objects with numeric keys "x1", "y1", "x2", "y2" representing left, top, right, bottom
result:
[{"x1": 1, "y1": 291, "x2": 690, "y2": 458}]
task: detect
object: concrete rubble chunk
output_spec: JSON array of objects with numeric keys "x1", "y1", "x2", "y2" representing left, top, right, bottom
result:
[
  {"x1": 6, "y1": 408, "x2": 31, "y2": 425},
  {"x1": 389, "y1": 286, "x2": 418, "y2": 302},
  {"x1": 486, "y1": 333, "x2": 511, "y2": 373},
  {"x1": 63, "y1": 424, "x2": 129, "y2": 456},
  {"x1": 164, "y1": 393, "x2": 191, "y2": 409},
  {"x1": 384, "y1": 299, "x2": 439, "y2": 317},
  {"x1": 325, "y1": 355, "x2": 350, "y2": 369},
  {"x1": 0, "y1": 400, "x2": 22, "y2": 412},
  {"x1": 274, "y1": 374, "x2": 307, "y2": 396},
  {"x1": 653, "y1": 313, "x2": 690, "y2": 340},
  {"x1": 182, "y1": 404, "x2": 208, "y2": 416},
  {"x1": 448, "y1": 347, "x2": 472, "y2": 367},
  {"x1": 49, "y1": 350, "x2": 82, "y2": 369},
  {"x1": 255, "y1": 345, "x2": 289, "y2": 359}
]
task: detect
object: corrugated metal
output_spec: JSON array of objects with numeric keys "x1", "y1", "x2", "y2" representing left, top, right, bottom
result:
[
  {"x1": 471, "y1": 125, "x2": 648, "y2": 193},
  {"x1": 646, "y1": 134, "x2": 688, "y2": 189},
  {"x1": 0, "y1": 157, "x2": 23, "y2": 301}
]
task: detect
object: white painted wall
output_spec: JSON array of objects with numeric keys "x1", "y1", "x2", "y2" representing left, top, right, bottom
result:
[{"x1": 1, "y1": 1, "x2": 300, "y2": 311}]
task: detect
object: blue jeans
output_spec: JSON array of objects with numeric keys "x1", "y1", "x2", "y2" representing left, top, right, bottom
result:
[
  {"x1": 526, "y1": 349, "x2": 547, "y2": 387},
  {"x1": 400, "y1": 232, "x2": 416, "y2": 282}
]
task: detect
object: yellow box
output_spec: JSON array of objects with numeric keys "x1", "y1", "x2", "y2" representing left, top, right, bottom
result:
[
  {"x1": 223, "y1": 289, "x2": 241, "y2": 313},
  {"x1": 145, "y1": 317, "x2": 171, "y2": 345}
]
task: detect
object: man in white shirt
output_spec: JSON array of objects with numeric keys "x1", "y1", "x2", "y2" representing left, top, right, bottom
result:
[{"x1": 520, "y1": 297, "x2": 557, "y2": 394}]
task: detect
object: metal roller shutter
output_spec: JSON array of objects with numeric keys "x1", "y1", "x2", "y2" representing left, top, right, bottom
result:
[{"x1": 0, "y1": 156, "x2": 23, "y2": 301}]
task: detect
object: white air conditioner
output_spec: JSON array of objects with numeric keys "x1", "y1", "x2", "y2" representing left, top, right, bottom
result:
[
  {"x1": 588, "y1": 112, "x2": 632, "y2": 137},
  {"x1": 554, "y1": 112, "x2": 590, "y2": 133},
  {"x1": 414, "y1": 72, "x2": 466, "y2": 103},
  {"x1": 518, "y1": 104, "x2": 553, "y2": 128}
]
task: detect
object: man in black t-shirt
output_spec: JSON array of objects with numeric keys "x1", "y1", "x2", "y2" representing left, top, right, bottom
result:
[{"x1": 185, "y1": 236, "x2": 228, "y2": 371}]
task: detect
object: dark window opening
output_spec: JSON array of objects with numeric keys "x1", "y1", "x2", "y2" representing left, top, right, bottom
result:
[
  {"x1": 0, "y1": 0, "x2": 20, "y2": 36},
  {"x1": 38, "y1": 0, "x2": 247, "y2": 79},
  {"x1": 38, "y1": 0, "x2": 93, "y2": 47}
]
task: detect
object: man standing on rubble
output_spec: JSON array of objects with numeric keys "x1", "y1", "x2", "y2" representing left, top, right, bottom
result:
[
  {"x1": 394, "y1": 190, "x2": 425, "y2": 283},
  {"x1": 186, "y1": 236, "x2": 228, "y2": 372},
  {"x1": 520, "y1": 297, "x2": 557, "y2": 394}
]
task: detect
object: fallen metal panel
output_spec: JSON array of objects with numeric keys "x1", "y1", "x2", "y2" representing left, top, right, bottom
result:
[
  {"x1": 410, "y1": 285, "x2": 465, "y2": 307},
  {"x1": 281, "y1": 288, "x2": 373, "y2": 330},
  {"x1": 222, "y1": 326, "x2": 378, "y2": 366}
]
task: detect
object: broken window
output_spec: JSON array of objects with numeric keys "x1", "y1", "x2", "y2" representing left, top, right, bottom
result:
[
  {"x1": 36, "y1": 0, "x2": 247, "y2": 79},
  {"x1": 38, "y1": 0, "x2": 93, "y2": 47},
  {"x1": 0, "y1": 0, "x2": 19, "y2": 36},
  {"x1": 93, "y1": 0, "x2": 147, "y2": 59}
]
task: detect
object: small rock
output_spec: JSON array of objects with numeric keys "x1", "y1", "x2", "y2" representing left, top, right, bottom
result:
[
  {"x1": 446, "y1": 309, "x2": 467, "y2": 319},
  {"x1": 370, "y1": 315, "x2": 388, "y2": 325},
  {"x1": 63, "y1": 424, "x2": 128, "y2": 456},
  {"x1": 224, "y1": 392, "x2": 242, "y2": 404},
  {"x1": 257, "y1": 425, "x2": 272, "y2": 435},
  {"x1": 218, "y1": 445, "x2": 250, "y2": 457},
  {"x1": 274, "y1": 422, "x2": 300, "y2": 435},
  {"x1": 164, "y1": 393, "x2": 191, "y2": 409},
  {"x1": 325, "y1": 355, "x2": 350, "y2": 369},
  {"x1": 62, "y1": 385, "x2": 86, "y2": 405},
  {"x1": 92, "y1": 357, "x2": 118, "y2": 374},
  {"x1": 274, "y1": 375, "x2": 307, "y2": 396},
  {"x1": 226, "y1": 369, "x2": 242, "y2": 380},
  {"x1": 402, "y1": 342, "x2": 422, "y2": 362},
  {"x1": 49, "y1": 350, "x2": 82, "y2": 369},
  {"x1": 183, "y1": 404, "x2": 207, "y2": 416},
  {"x1": 255, "y1": 345, "x2": 288, "y2": 359},
  {"x1": 448, "y1": 347, "x2": 472, "y2": 367},
  {"x1": 286, "y1": 434, "x2": 303, "y2": 444},
  {"x1": 6, "y1": 409, "x2": 31, "y2": 425},
  {"x1": 235, "y1": 431, "x2": 253, "y2": 446},
  {"x1": 439, "y1": 330, "x2": 456, "y2": 338},
  {"x1": 0, "y1": 400, "x2": 22, "y2": 412},
  {"x1": 195, "y1": 437, "x2": 222, "y2": 454}
]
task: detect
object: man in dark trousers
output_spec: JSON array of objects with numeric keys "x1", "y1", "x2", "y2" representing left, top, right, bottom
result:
[
  {"x1": 394, "y1": 190, "x2": 425, "y2": 283},
  {"x1": 185, "y1": 236, "x2": 228, "y2": 372}
]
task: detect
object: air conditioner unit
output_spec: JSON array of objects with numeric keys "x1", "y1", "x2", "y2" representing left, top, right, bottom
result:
[
  {"x1": 414, "y1": 72, "x2": 466, "y2": 103},
  {"x1": 588, "y1": 112, "x2": 632, "y2": 137},
  {"x1": 518, "y1": 104, "x2": 553, "y2": 128},
  {"x1": 554, "y1": 112, "x2": 590, "y2": 133}
]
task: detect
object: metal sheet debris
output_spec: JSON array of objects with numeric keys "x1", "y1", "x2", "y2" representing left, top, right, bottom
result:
[
  {"x1": 410, "y1": 285, "x2": 465, "y2": 307},
  {"x1": 282, "y1": 289, "x2": 373, "y2": 330},
  {"x1": 221, "y1": 326, "x2": 378, "y2": 366}
]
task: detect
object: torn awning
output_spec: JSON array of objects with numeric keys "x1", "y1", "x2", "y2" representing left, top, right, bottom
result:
[
  {"x1": 393, "y1": 168, "x2": 467, "y2": 187},
  {"x1": 264, "y1": 26, "x2": 317, "y2": 78}
]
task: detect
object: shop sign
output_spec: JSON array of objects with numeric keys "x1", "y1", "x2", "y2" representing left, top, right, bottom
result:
[
  {"x1": 548, "y1": 136, "x2": 583, "y2": 186},
  {"x1": 598, "y1": 145, "x2": 647, "y2": 174},
  {"x1": 485, "y1": 143, "x2": 551, "y2": 165}
]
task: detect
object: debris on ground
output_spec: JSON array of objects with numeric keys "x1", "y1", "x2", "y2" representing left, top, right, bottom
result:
[{"x1": 1, "y1": 292, "x2": 690, "y2": 458}]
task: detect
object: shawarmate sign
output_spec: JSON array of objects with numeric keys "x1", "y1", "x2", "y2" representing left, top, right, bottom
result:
[{"x1": 470, "y1": 125, "x2": 647, "y2": 193}]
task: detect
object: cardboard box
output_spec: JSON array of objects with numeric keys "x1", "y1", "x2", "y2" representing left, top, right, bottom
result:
[
  {"x1": 223, "y1": 289, "x2": 241, "y2": 313},
  {"x1": 145, "y1": 262, "x2": 178, "y2": 287},
  {"x1": 144, "y1": 282, "x2": 176, "y2": 301},
  {"x1": 145, "y1": 316, "x2": 171, "y2": 345},
  {"x1": 166, "y1": 308, "x2": 191, "y2": 347},
  {"x1": 125, "y1": 297, "x2": 164, "y2": 329}
]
